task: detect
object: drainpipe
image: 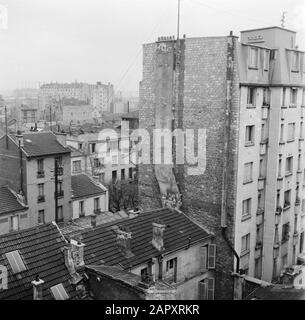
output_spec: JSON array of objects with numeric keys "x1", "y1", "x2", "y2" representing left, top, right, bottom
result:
[{"x1": 222, "y1": 227, "x2": 240, "y2": 273}]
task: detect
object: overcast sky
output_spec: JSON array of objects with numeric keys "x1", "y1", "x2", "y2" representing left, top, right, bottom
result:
[{"x1": 0, "y1": 0, "x2": 304, "y2": 95}]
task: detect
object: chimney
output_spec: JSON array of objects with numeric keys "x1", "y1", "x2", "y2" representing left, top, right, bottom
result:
[
  {"x1": 116, "y1": 226, "x2": 134, "y2": 258},
  {"x1": 151, "y1": 220, "x2": 166, "y2": 251},
  {"x1": 16, "y1": 130, "x2": 24, "y2": 147},
  {"x1": 31, "y1": 275, "x2": 44, "y2": 300},
  {"x1": 55, "y1": 132, "x2": 67, "y2": 147},
  {"x1": 63, "y1": 245, "x2": 76, "y2": 275},
  {"x1": 70, "y1": 239, "x2": 85, "y2": 270},
  {"x1": 91, "y1": 214, "x2": 97, "y2": 228}
]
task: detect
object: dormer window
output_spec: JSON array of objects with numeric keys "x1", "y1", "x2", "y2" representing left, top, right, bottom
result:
[
  {"x1": 249, "y1": 47, "x2": 259, "y2": 69},
  {"x1": 5, "y1": 250, "x2": 27, "y2": 274},
  {"x1": 50, "y1": 283, "x2": 69, "y2": 300}
]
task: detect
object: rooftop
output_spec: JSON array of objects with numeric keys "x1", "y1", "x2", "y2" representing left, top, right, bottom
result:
[
  {"x1": 0, "y1": 187, "x2": 27, "y2": 216},
  {"x1": 75, "y1": 208, "x2": 212, "y2": 269},
  {"x1": 246, "y1": 286, "x2": 305, "y2": 300},
  {"x1": 0, "y1": 223, "x2": 78, "y2": 300},
  {"x1": 240, "y1": 26, "x2": 296, "y2": 34},
  {"x1": 11, "y1": 131, "x2": 71, "y2": 158},
  {"x1": 71, "y1": 174, "x2": 106, "y2": 200}
]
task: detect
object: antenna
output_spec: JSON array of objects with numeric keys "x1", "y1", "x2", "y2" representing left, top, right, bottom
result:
[
  {"x1": 177, "y1": 0, "x2": 181, "y2": 40},
  {"x1": 281, "y1": 11, "x2": 287, "y2": 28}
]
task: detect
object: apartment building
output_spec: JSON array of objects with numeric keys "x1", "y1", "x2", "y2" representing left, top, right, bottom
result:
[
  {"x1": 0, "y1": 131, "x2": 72, "y2": 227},
  {"x1": 138, "y1": 27, "x2": 305, "y2": 298},
  {"x1": 90, "y1": 81, "x2": 114, "y2": 116}
]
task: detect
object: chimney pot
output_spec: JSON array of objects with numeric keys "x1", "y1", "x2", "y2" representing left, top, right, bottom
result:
[
  {"x1": 116, "y1": 226, "x2": 134, "y2": 258},
  {"x1": 31, "y1": 277, "x2": 45, "y2": 300},
  {"x1": 70, "y1": 239, "x2": 85, "y2": 269},
  {"x1": 91, "y1": 214, "x2": 97, "y2": 227}
]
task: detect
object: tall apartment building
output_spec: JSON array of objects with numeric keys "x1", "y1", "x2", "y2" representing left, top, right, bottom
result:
[
  {"x1": 90, "y1": 82, "x2": 114, "y2": 116},
  {"x1": 0, "y1": 131, "x2": 72, "y2": 227},
  {"x1": 138, "y1": 27, "x2": 305, "y2": 299}
]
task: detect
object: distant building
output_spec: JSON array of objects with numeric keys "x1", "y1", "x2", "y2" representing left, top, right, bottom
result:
[
  {"x1": 62, "y1": 104, "x2": 94, "y2": 125},
  {"x1": 90, "y1": 82, "x2": 114, "y2": 116},
  {"x1": 0, "y1": 131, "x2": 72, "y2": 227},
  {"x1": 0, "y1": 186, "x2": 28, "y2": 235}
]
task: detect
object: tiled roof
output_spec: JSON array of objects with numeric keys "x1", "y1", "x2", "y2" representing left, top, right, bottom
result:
[
  {"x1": 12, "y1": 131, "x2": 71, "y2": 158},
  {"x1": 0, "y1": 223, "x2": 78, "y2": 300},
  {"x1": 77, "y1": 208, "x2": 212, "y2": 269},
  {"x1": 0, "y1": 187, "x2": 27, "y2": 216},
  {"x1": 246, "y1": 286, "x2": 305, "y2": 300},
  {"x1": 71, "y1": 174, "x2": 106, "y2": 200}
]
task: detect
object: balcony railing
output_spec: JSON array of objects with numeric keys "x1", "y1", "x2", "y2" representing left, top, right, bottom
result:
[
  {"x1": 37, "y1": 195, "x2": 45, "y2": 203},
  {"x1": 57, "y1": 167, "x2": 63, "y2": 176},
  {"x1": 37, "y1": 171, "x2": 45, "y2": 179},
  {"x1": 55, "y1": 190, "x2": 64, "y2": 198}
]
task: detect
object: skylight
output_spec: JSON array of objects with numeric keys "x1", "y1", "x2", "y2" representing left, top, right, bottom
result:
[
  {"x1": 50, "y1": 283, "x2": 69, "y2": 300},
  {"x1": 5, "y1": 250, "x2": 27, "y2": 274}
]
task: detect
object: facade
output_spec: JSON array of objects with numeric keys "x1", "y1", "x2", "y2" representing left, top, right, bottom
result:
[
  {"x1": 71, "y1": 173, "x2": 108, "y2": 220},
  {"x1": 138, "y1": 27, "x2": 305, "y2": 299},
  {"x1": 0, "y1": 131, "x2": 72, "y2": 227},
  {"x1": 62, "y1": 104, "x2": 94, "y2": 125},
  {"x1": 0, "y1": 186, "x2": 28, "y2": 235}
]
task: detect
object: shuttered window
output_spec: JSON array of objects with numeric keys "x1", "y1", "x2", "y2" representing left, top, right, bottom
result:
[{"x1": 208, "y1": 244, "x2": 216, "y2": 269}]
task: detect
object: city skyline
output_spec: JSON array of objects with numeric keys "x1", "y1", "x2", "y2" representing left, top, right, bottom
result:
[{"x1": 0, "y1": 0, "x2": 304, "y2": 95}]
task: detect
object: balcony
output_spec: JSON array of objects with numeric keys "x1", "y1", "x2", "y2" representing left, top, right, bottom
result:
[
  {"x1": 277, "y1": 177, "x2": 283, "y2": 190},
  {"x1": 57, "y1": 166, "x2": 63, "y2": 176},
  {"x1": 55, "y1": 190, "x2": 64, "y2": 198},
  {"x1": 259, "y1": 142, "x2": 267, "y2": 155},
  {"x1": 37, "y1": 195, "x2": 45, "y2": 203},
  {"x1": 37, "y1": 171, "x2": 45, "y2": 179},
  {"x1": 256, "y1": 207, "x2": 264, "y2": 216},
  {"x1": 279, "y1": 141, "x2": 285, "y2": 156},
  {"x1": 261, "y1": 106, "x2": 269, "y2": 120},
  {"x1": 258, "y1": 177, "x2": 265, "y2": 190}
]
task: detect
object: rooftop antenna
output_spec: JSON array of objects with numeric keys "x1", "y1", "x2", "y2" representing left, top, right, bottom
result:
[
  {"x1": 281, "y1": 11, "x2": 287, "y2": 28},
  {"x1": 177, "y1": 0, "x2": 181, "y2": 40}
]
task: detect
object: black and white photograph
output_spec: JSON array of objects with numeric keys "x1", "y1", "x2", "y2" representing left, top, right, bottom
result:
[{"x1": 0, "y1": 0, "x2": 304, "y2": 307}]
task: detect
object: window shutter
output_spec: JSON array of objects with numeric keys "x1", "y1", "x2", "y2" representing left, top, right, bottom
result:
[
  {"x1": 198, "y1": 280, "x2": 207, "y2": 300},
  {"x1": 200, "y1": 246, "x2": 208, "y2": 273},
  {"x1": 208, "y1": 244, "x2": 216, "y2": 269},
  {"x1": 207, "y1": 278, "x2": 215, "y2": 300}
]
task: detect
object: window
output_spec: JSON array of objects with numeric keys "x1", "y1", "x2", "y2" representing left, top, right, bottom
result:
[
  {"x1": 282, "y1": 223, "x2": 290, "y2": 243},
  {"x1": 249, "y1": 47, "x2": 258, "y2": 69},
  {"x1": 247, "y1": 87, "x2": 257, "y2": 106},
  {"x1": 272, "y1": 258, "x2": 278, "y2": 280},
  {"x1": 242, "y1": 199, "x2": 252, "y2": 218},
  {"x1": 280, "y1": 124, "x2": 284, "y2": 142},
  {"x1": 300, "y1": 232, "x2": 304, "y2": 254},
  {"x1": 50, "y1": 283, "x2": 69, "y2": 300},
  {"x1": 284, "y1": 190, "x2": 291, "y2": 208},
  {"x1": 57, "y1": 205, "x2": 63, "y2": 222},
  {"x1": 241, "y1": 233, "x2": 250, "y2": 253},
  {"x1": 245, "y1": 125, "x2": 255, "y2": 145},
  {"x1": 37, "y1": 159, "x2": 44, "y2": 175},
  {"x1": 278, "y1": 159, "x2": 282, "y2": 177},
  {"x1": 112, "y1": 155, "x2": 118, "y2": 165},
  {"x1": 121, "y1": 169, "x2": 125, "y2": 180},
  {"x1": 282, "y1": 88, "x2": 286, "y2": 106},
  {"x1": 255, "y1": 257, "x2": 262, "y2": 279},
  {"x1": 38, "y1": 183, "x2": 45, "y2": 202},
  {"x1": 292, "y1": 51, "x2": 299, "y2": 71},
  {"x1": 243, "y1": 162, "x2": 253, "y2": 184},
  {"x1": 10, "y1": 215, "x2": 19, "y2": 232},
  {"x1": 165, "y1": 257, "x2": 177, "y2": 283},
  {"x1": 256, "y1": 223, "x2": 263, "y2": 245},
  {"x1": 94, "y1": 198, "x2": 100, "y2": 211},
  {"x1": 300, "y1": 122, "x2": 304, "y2": 139},
  {"x1": 261, "y1": 123, "x2": 266, "y2": 142},
  {"x1": 281, "y1": 254, "x2": 288, "y2": 269},
  {"x1": 5, "y1": 250, "x2": 27, "y2": 274},
  {"x1": 264, "y1": 50, "x2": 270, "y2": 71},
  {"x1": 287, "y1": 123, "x2": 295, "y2": 141},
  {"x1": 38, "y1": 210, "x2": 45, "y2": 224},
  {"x1": 93, "y1": 158, "x2": 100, "y2": 168},
  {"x1": 290, "y1": 88, "x2": 298, "y2": 105},
  {"x1": 112, "y1": 170, "x2": 117, "y2": 182},
  {"x1": 263, "y1": 88, "x2": 270, "y2": 106},
  {"x1": 72, "y1": 160, "x2": 81, "y2": 173},
  {"x1": 129, "y1": 167, "x2": 133, "y2": 179},
  {"x1": 79, "y1": 201, "x2": 85, "y2": 217},
  {"x1": 90, "y1": 143, "x2": 96, "y2": 153},
  {"x1": 55, "y1": 156, "x2": 63, "y2": 166},
  {"x1": 79, "y1": 143, "x2": 83, "y2": 150},
  {"x1": 285, "y1": 156, "x2": 293, "y2": 175},
  {"x1": 302, "y1": 90, "x2": 305, "y2": 106},
  {"x1": 140, "y1": 267, "x2": 149, "y2": 281}
]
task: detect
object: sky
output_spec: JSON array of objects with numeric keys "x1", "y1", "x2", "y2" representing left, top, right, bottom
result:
[{"x1": 0, "y1": 0, "x2": 304, "y2": 96}]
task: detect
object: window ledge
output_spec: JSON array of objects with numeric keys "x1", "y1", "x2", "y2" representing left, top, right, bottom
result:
[
  {"x1": 299, "y1": 138, "x2": 304, "y2": 142},
  {"x1": 277, "y1": 176, "x2": 284, "y2": 181},
  {"x1": 279, "y1": 140, "x2": 285, "y2": 145},
  {"x1": 287, "y1": 139, "x2": 295, "y2": 143},
  {"x1": 258, "y1": 176, "x2": 266, "y2": 181},
  {"x1": 281, "y1": 105, "x2": 287, "y2": 109},
  {"x1": 246, "y1": 105, "x2": 256, "y2": 109},
  {"x1": 245, "y1": 142, "x2": 255, "y2": 147},
  {"x1": 285, "y1": 172, "x2": 293, "y2": 178},
  {"x1": 289, "y1": 105, "x2": 297, "y2": 108},
  {"x1": 291, "y1": 70, "x2": 299, "y2": 73},
  {"x1": 260, "y1": 139, "x2": 268, "y2": 145},
  {"x1": 243, "y1": 180, "x2": 253, "y2": 185},
  {"x1": 255, "y1": 243, "x2": 263, "y2": 250},
  {"x1": 240, "y1": 249, "x2": 250, "y2": 257},
  {"x1": 241, "y1": 214, "x2": 251, "y2": 222},
  {"x1": 283, "y1": 205, "x2": 291, "y2": 211},
  {"x1": 248, "y1": 66, "x2": 258, "y2": 70}
]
